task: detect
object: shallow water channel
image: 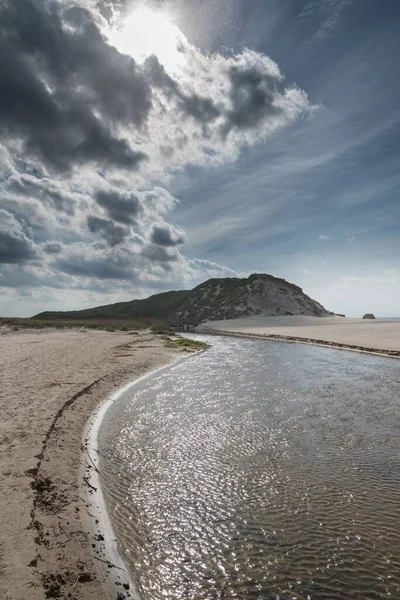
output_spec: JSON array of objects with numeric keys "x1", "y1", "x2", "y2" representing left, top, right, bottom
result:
[{"x1": 99, "y1": 335, "x2": 400, "y2": 599}]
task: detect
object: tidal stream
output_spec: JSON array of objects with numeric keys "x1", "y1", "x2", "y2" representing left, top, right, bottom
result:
[{"x1": 99, "y1": 335, "x2": 400, "y2": 599}]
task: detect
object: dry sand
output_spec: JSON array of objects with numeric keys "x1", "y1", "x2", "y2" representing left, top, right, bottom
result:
[
  {"x1": 199, "y1": 315, "x2": 400, "y2": 356},
  {"x1": 0, "y1": 327, "x2": 184, "y2": 600}
]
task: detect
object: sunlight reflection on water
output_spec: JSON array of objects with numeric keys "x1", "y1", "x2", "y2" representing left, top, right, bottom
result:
[{"x1": 100, "y1": 336, "x2": 400, "y2": 599}]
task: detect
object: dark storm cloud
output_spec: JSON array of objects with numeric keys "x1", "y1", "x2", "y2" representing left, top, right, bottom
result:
[
  {"x1": 43, "y1": 241, "x2": 63, "y2": 254},
  {"x1": 145, "y1": 55, "x2": 220, "y2": 124},
  {"x1": 0, "y1": 264, "x2": 65, "y2": 288},
  {"x1": 151, "y1": 224, "x2": 185, "y2": 246},
  {"x1": 145, "y1": 54, "x2": 287, "y2": 139},
  {"x1": 95, "y1": 189, "x2": 142, "y2": 224},
  {"x1": 55, "y1": 253, "x2": 134, "y2": 280},
  {"x1": 141, "y1": 244, "x2": 179, "y2": 264},
  {"x1": 0, "y1": 0, "x2": 151, "y2": 172},
  {"x1": 144, "y1": 55, "x2": 179, "y2": 96},
  {"x1": 179, "y1": 94, "x2": 221, "y2": 125},
  {"x1": 0, "y1": 0, "x2": 303, "y2": 179},
  {"x1": 145, "y1": 55, "x2": 221, "y2": 128},
  {"x1": 0, "y1": 234, "x2": 36, "y2": 264},
  {"x1": 54, "y1": 238, "x2": 182, "y2": 283},
  {"x1": 0, "y1": 210, "x2": 37, "y2": 264},
  {"x1": 0, "y1": 0, "x2": 312, "y2": 309},
  {"x1": 222, "y1": 65, "x2": 282, "y2": 135},
  {"x1": 87, "y1": 215, "x2": 129, "y2": 246}
]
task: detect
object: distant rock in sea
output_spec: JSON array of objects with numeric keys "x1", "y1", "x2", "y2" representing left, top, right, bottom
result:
[{"x1": 363, "y1": 313, "x2": 376, "y2": 319}]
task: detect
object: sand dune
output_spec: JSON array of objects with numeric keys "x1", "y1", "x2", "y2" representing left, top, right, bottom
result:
[
  {"x1": 0, "y1": 328, "x2": 181, "y2": 600},
  {"x1": 199, "y1": 315, "x2": 400, "y2": 354}
]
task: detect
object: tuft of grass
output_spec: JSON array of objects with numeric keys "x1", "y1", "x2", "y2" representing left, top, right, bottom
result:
[
  {"x1": 0, "y1": 317, "x2": 145, "y2": 332},
  {"x1": 168, "y1": 337, "x2": 209, "y2": 350}
]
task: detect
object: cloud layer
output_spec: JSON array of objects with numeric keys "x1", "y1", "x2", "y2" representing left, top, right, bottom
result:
[{"x1": 0, "y1": 0, "x2": 313, "y2": 314}]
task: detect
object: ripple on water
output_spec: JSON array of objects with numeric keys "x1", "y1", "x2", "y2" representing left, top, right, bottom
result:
[{"x1": 100, "y1": 336, "x2": 400, "y2": 599}]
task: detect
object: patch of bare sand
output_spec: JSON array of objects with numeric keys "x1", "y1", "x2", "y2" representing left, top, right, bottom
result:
[
  {"x1": 199, "y1": 315, "x2": 400, "y2": 354},
  {"x1": 0, "y1": 328, "x2": 183, "y2": 600}
]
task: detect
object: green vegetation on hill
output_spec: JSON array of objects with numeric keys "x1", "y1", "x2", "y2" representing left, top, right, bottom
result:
[
  {"x1": 33, "y1": 273, "x2": 331, "y2": 326},
  {"x1": 0, "y1": 316, "x2": 166, "y2": 332},
  {"x1": 34, "y1": 290, "x2": 189, "y2": 321}
]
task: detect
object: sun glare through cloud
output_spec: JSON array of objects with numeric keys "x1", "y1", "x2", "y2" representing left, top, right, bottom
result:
[
  {"x1": 0, "y1": 0, "x2": 398, "y2": 318},
  {"x1": 108, "y1": 7, "x2": 188, "y2": 72}
]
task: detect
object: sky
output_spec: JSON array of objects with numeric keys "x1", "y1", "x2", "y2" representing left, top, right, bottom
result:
[{"x1": 0, "y1": 0, "x2": 399, "y2": 317}]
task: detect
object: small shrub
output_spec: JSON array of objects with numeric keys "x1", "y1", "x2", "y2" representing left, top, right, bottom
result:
[{"x1": 169, "y1": 337, "x2": 209, "y2": 350}]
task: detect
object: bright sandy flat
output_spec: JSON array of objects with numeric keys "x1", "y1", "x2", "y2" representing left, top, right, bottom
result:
[{"x1": 200, "y1": 315, "x2": 400, "y2": 352}]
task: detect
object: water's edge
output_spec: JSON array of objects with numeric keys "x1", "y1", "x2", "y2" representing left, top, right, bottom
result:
[
  {"x1": 198, "y1": 327, "x2": 400, "y2": 358},
  {"x1": 79, "y1": 379, "x2": 141, "y2": 600},
  {"x1": 79, "y1": 351, "x2": 207, "y2": 600}
]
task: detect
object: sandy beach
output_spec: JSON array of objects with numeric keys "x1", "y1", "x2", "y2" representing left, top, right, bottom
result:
[
  {"x1": 1, "y1": 317, "x2": 398, "y2": 598},
  {"x1": 199, "y1": 315, "x2": 400, "y2": 356},
  {"x1": 0, "y1": 327, "x2": 183, "y2": 600}
]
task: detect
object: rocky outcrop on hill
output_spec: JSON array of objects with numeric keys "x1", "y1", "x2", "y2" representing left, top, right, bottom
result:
[
  {"x1": 35, "y1": 273, "x2": 332, "y2": 326},
  {"x1": 168, "y1": 274, "x2": 331, "y2": 325}
]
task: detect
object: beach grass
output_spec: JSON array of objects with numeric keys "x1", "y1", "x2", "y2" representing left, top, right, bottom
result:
[
  {"x1": 168, "y1": 337, "x2": 209, "y2": 350},
  {"x1": 0, "y1": 316, "x2": 161, "y2": 332}
]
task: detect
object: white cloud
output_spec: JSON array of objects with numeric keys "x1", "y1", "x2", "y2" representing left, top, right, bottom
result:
[
  {"x1": 188, "y1": 259, "x2": 237, "y2": 278},
  {"x1": 0, "y1": 0, "x2": 315, "y2": 312},
  {"x1": 136, "y1": 49, "x2": 314, "y2": 180}
]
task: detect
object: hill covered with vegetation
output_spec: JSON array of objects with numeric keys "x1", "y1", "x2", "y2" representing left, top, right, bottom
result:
[{"x1": 34, "y1": 273, "x2": 331, "y2": 326}]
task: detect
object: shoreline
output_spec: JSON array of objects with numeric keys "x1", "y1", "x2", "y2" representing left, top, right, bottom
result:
[
  {"x1": 80, "y1": 379, "x2": 142, "y2": 600},
  {"x1": 0, "y1": 328, "x2": 187, "y2": 600},
  {"x1": 198, "y1": 328, "x2": 400, "y2": 359},
  {"x1": 80, "y1": 354, "x2": 200, "y2": 600}
]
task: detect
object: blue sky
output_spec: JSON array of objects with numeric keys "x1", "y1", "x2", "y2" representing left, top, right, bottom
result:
[
  {"x1": 0, "y1": 0, "x2": 399, "y2": 316},
  {"x1": 170, "y1": 0, "x2": 400, "y2": 316}
]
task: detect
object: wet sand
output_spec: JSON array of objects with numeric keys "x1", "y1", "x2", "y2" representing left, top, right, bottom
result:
[
  {"x1": 79, "y1": 359, "x2": 199, "y2": 600},
  {"x1": 0, "y1": 327, "x2": 182, "y2": 600},
  {"x1": 199, "y1": 315, "x2": 400, "y2": 356}
]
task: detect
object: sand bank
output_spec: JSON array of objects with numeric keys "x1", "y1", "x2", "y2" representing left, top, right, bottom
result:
[
  {"x1": 0, "y1": 327, "x2": 183, "y2": 600},
  {"x1": 198, "y1": 315, "x2": 400, "y2": 357}
]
